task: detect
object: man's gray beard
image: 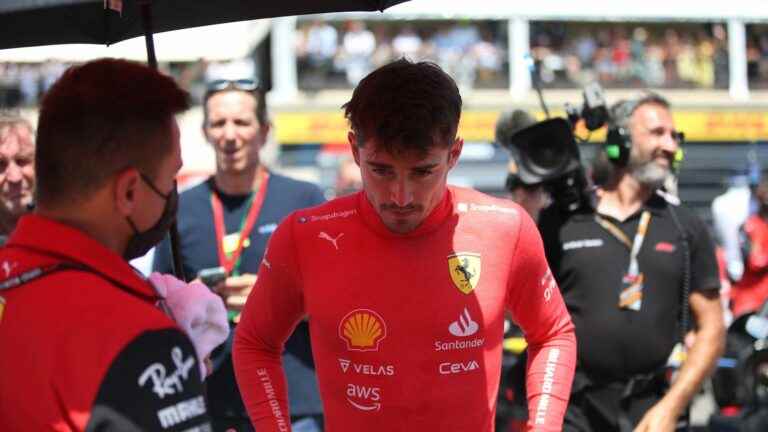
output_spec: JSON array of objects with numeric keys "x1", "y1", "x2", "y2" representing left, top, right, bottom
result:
[{"x1": 629, "y1": 161, "x2": 669, "y2": 190}]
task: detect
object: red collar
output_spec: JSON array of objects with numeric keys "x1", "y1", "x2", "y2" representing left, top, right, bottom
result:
[
  {"x1": 357, "y1": 188, "x2": 455, "y2": 238},
  {"x1": 6, "y1": 214, "x2": 158, "y2": 300}
]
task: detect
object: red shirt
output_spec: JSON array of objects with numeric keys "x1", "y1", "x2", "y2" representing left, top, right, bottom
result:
[
  {"x1": 234, "y1": 187, "x2": 576, "y2": 431},
  {"x1": 0, "y1": 215, "x2": 210, "y2": 431}
]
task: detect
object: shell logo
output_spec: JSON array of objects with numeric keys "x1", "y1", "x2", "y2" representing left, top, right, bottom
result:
[{"x1": 339, "y1": 309, "x2": 387, "y2": 351}]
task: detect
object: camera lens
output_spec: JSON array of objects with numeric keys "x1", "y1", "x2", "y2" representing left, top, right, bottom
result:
[
  {"x1": 527, "y1": 141, "x2": 568, "y2": 174},
  {"x1": 510, "y1": 117, "x2": 579, "y2": 185}
]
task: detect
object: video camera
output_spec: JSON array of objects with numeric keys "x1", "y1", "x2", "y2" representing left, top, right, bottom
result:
[{"x1": 497, "y1": 82, "x2": 610, "y2": 213}]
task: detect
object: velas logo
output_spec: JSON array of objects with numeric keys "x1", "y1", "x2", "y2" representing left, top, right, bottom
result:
[
  {"x1": 339, "y1": 358, "x2": 351, "y2": 372},
  {"x1": 338, "y1": 358, "x2": 395, "y2": 376},
  {"x1": 448, "y1": 253, "x2": 481, "y2": 294},
  {"x1": 339, "y1": 309, "x2": 387, "y2": 351}
]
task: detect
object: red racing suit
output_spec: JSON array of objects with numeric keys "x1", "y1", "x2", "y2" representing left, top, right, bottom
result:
[
  {"x1": 234, "y1": 187, "x2": 576, "y2": 431},
  {"x1": 0, "y1": 215, "x2": 210, "y2": 431}
]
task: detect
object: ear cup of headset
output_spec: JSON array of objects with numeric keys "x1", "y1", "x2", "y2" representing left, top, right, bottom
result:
[
  {"x1": 672, "y1": 148, "x2": 684, "y2": 172},
  {"x1": 604, "y1": 127, "x2": 631, "y2": 167}
]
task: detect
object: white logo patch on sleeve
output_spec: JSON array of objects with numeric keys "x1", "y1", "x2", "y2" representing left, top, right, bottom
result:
[{"x1": 138, "y1": 346, "x2": 195, "y2": 399}]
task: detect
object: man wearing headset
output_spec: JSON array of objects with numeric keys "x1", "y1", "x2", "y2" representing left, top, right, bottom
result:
[{"x1": 538, "y1": 92, "x2": 725, "y2": 431}]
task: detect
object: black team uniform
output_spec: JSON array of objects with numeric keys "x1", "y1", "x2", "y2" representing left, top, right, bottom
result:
[{"x1": 538, "y1": 192, "x2": 720, "y2": 431}]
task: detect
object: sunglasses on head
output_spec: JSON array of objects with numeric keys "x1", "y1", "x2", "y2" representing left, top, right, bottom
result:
[{"x1": 206, "y1": 78, "x2": 259, "y2": 93}]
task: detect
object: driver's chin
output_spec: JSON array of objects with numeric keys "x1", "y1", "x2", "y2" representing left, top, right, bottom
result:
[{"x1": 383, "y1": 214, "x2": 420, "y2": 234}]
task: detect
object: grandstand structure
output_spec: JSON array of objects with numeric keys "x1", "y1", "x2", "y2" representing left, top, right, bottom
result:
[
  {"x1": 263, "y1": 0, "x2": 768, "y2": 223},
  {"x1": 0, "y1": 2, "x2": 767, "y2": 222}
]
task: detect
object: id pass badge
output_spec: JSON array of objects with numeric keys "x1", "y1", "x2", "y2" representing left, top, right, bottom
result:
[{"x1": 618, "y1": 273, "x2": 644, "y2": 311}]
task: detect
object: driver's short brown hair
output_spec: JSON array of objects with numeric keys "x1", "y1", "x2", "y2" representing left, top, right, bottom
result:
[{"x1": 343, "y1": 58, "x2": 462, "y2": 158}]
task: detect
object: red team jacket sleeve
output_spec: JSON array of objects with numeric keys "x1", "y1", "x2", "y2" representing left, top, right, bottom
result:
[
  {"x1": 233, "y1": 215, "x2": 306, "y2": 432},
  {"x1": 506, "y1": 211, "x2": 576, "y2": 431}
]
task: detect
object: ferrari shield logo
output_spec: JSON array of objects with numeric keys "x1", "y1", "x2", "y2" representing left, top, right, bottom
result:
[
  {"x1": 448, "y1": 253, "x2": 481, "y2": 294},
  {"x1": 0, "y1": 296, "x2": 5, "y2": 323}
]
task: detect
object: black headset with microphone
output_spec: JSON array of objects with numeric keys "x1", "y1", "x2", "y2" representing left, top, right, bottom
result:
[{"x1": 603, "y1": 100, "x2": 685, "y2": 171}]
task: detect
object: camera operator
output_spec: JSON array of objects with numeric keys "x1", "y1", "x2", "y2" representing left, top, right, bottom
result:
[
  {"x1": 539, "y1": 93, "x2": 725, "y2": 431},
  {"x1": 496, "y1": 109, "x2": 550, "y2": 221}
]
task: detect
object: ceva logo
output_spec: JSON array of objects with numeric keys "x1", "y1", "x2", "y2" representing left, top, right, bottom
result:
[
  {"x1": 339, "y1": 309, "x2": 387, "y2": 351},
  {"x1": 439, "y1": 360, "x2": 480, "y2": 375}
]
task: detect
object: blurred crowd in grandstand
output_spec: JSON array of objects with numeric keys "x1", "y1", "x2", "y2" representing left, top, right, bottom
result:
[
  {"x1": 295, "y1": 19, "x2": 505, "y2": 90},
  {"x1": 3, "y1": 20, "x2": 768, "y2": 108},
  {"x1": 531, "y1": 23, "x2": 731, "y2": 89},
  {"x1": 301, "y1": 20, "x2": 768, "y2": 91}
]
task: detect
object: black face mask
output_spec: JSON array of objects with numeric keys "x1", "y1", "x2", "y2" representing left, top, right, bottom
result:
[{"x1": 124, "y1": 174, "x2": 178, "y2": 260}]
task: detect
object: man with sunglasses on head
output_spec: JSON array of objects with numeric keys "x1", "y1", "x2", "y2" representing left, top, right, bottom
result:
[
  {"x1": 153, "y1": 77, "x2": 326, "y2": 432},
  {"x1": 538, "y1": 93, "x2": 725, "y2": 431},
  {"x1": 0, "y1": 59, "x2": 211, "y2": 430}
]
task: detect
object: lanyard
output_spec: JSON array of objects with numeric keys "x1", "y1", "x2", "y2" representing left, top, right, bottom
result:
[
  {"x1": 211, "y1": 170, "x2": 270, "y2": 275},
  {"x1": 0, "y1": 253, "x2": 159, "y2": 303},
  {"x1": 594, "y1": 210, "x2": 652, "y2": 277}
]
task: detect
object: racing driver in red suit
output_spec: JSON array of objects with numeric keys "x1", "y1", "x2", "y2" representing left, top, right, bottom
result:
[{"x1": 233, "y1": 59, "x2": 576, "y2": 432}]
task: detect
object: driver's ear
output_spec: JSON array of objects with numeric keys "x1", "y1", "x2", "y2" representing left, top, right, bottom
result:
[
  {"x1": 349, "y1": 131, "x2": 361, "y2": 166},
  {"x1": 448, "y1": 137, "x2": 464, "y2": 169}
]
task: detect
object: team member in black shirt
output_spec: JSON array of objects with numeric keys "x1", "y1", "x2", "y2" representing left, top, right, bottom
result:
[{"x1": 539, "y1": 93, "x2": 725, "y2": 432}]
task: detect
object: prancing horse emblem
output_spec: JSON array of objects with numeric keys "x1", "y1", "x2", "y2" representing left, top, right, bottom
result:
[{"x1": 448, "y1": 253, "x2": 481, "y2": 294}]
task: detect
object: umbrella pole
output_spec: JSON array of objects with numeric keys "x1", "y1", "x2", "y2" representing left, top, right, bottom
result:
[
  {"x1": 140, "y1": 0, "x2": 185, "y2": 281},
  {"x1": 139, "y1": 1, "x2": 158, "y2": 69}
]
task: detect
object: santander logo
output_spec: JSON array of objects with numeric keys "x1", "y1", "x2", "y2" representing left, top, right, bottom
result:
[{"x1": 448, "y1": 308, "x2": 479, "y2": 337}]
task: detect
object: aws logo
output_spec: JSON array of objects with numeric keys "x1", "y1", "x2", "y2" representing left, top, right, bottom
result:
[
  {"x1": 339, "y1": 309, "x2": 387, "y2": 351},
  {"x1": 346, "y1": 384, "x2": 381, "y2": 411}
]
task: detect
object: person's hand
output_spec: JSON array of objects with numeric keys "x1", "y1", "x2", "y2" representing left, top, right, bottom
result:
[
  {"x1": 633, "y1": 399, "x2": 680, "y2": 432},
  {"x1": 217, "y1": 273, "x2": 258, "y2": 312}
]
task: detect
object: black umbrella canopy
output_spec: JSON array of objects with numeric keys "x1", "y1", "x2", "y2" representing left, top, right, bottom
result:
[
  {"x1": 0, "y1": 0, "x2": 409, "y2": 50},
  {"x1": 0, "y1": 0, "x2": 409, "y2": 280}
]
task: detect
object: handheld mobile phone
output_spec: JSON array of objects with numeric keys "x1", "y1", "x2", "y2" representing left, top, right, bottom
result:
[{"x1": 197, "y1": 266, "x2": 227, "y2": 288}]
